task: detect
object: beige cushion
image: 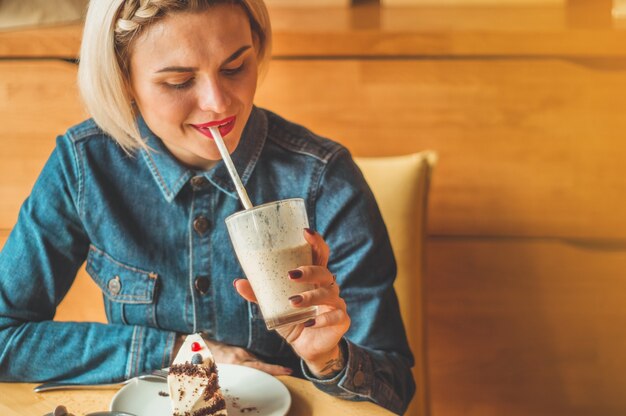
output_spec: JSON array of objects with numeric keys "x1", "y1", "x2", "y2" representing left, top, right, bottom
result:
[{"x1": 355, "y1": 151, "x2": 437, "y2": 416}]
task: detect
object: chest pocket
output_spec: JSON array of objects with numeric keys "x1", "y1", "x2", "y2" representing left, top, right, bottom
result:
[{"x1": 86, "y1": 245, "x2": 159, "y2": 327}]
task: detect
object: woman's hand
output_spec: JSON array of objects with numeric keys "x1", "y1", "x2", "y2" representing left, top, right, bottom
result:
[
  {"x1": 173, "y1": 334, "x2": 292, "y2": 376},
  {"x1": 234, "y1": 229, "x2": 351, "y2": 378}
]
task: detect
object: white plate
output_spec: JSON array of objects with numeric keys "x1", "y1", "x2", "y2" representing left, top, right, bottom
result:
[{"x1": 110, "y1": 363, "x2": 291, "y2": 416}]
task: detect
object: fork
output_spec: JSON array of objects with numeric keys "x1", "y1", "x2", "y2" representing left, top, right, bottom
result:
[{"x1": 33, "y1": 369, "x2": 168, "y2": 392}]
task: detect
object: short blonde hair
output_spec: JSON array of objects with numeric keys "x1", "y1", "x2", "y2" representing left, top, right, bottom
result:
[{"x1": 78, "y1": 0, "x2": 272, "y2": 152}]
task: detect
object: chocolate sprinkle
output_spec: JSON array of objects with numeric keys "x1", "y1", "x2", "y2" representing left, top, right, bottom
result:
[
  {"x1": 202, "y1": 373, "x2": 219, "y2": 400},
  {"x1": 193, "y1": 397, "x2": 226, "y2": 416},
  {"x1": 169, "y1": 361, "x2": 226, "y2": 416},
  {"x1": 170, "y1": 362, "x2": 217, "y2": 377}
]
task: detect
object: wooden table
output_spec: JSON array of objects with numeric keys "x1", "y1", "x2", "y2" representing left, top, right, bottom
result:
[{"x1": 0, "y1": 376, "x2": 394, "y2": 416}]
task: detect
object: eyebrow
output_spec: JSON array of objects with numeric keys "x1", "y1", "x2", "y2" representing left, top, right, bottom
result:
[{"x1": 155, "y1": 45, "x2": 252, "y2": 73}]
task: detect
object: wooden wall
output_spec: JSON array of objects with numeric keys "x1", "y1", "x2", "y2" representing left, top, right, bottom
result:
[
  {"x1": 2, "y1": 1, "x2": 626, "y2": 415},
  {"x1": 262, "y1": 3, "x2": 626, "y2": 416}
]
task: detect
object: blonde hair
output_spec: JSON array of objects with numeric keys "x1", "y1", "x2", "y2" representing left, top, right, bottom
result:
[{"x1": 78, "y1": 0, "x2": 272, "y2": 152}]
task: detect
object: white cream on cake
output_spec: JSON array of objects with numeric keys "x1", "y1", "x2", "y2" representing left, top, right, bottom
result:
[{"x1": 168, "y1": 333, "x2": 227, "y2": 416}]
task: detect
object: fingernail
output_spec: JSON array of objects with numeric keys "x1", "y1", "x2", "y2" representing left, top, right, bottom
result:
[
  {"x1": 288, "y1": 295, "x2": 303, "y2": 305},
  {"x1": 303, "y1": 319, "x2": 316, "y2": 328},
  {"x1": 283, "y1": 367, "x2": 293, "y2": 375},
  {"x1": 304, "y1": 228, "x2": 316, "y2": 235},
  {"x1": 288, "y1": 269, "x2": 303, "y2": 279},
  {"x1": 232, "y1": 278, "x2": 240, "y2": 288}
]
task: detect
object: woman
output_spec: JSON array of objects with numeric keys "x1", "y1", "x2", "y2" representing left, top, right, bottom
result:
[{"x1": 0, "y1": 0, "x2": 415, "y2": 413}]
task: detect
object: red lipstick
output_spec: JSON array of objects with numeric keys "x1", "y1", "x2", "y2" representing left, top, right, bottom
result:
[{"x1": 192, "y1": 116, "x2": 236, "y2": 139}]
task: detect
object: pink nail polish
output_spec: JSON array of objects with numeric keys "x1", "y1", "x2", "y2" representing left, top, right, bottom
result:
[
  {"x1": 303, "y1": 319, "x2": 316, "y2": 328},
  {"x1": 304, "y1": 228, "x2": 315, "y2": 236}
]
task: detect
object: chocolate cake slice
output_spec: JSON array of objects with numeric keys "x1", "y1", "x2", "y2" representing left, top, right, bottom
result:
[{"x1": 168, "y1": 333, "x2": 227, "y2": 416}]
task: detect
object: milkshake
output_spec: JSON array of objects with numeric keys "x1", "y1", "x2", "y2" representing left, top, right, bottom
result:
[
  {"x1": 240, "y1": 243, "x2": 315, "y2": 328},
  {"x1": 226, "y1": 198, "x2": 317, "y2": 330}
]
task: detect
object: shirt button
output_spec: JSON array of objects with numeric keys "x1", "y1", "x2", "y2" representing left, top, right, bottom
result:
[
  {"x1": 108, "y1": 276, "x2": 121, "y2": 296},
  {"x1": 195, "y1": 276, "x2": 210, "y2": 295},
  {"x1": 193, "y1": 216, "x2": 210, "y2": 235},
  {"x1": 190, "y1": 176, "x2": 207, "y2": 189},
  {"x1": 353, "y1": 370, "x2": 365, "y2": 387}
]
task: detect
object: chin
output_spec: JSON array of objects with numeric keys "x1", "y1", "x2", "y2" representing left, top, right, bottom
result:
[{"x1": 189, "y1": 145, "x2": 219, "y2": 161}]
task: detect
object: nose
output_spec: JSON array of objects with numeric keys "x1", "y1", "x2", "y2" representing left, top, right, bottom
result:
[{"x1": 197, "y1": 76, "x2": 231, "y2": 113}]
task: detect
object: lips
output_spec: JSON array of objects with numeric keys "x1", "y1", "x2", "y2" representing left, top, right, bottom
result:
[{"x1": 192, "y1": 116, "x2": 236, "y2": 139}]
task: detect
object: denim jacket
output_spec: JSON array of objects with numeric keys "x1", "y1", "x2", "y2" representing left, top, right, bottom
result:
[{"x1": 0, "y1": 106, "x2": 415, "y2": 414}]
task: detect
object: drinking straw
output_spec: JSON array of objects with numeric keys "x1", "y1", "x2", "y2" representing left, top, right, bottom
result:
[{"x1": 209, "y1": 127, "x2": 253, "y2": 210}]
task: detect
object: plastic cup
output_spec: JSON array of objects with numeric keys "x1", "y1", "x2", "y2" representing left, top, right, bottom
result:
[{"x1": 226, "y1": 198, "x2": 317, "y2": 330}]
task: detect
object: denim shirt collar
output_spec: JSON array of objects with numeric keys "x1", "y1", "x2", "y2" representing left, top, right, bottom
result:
[{"x1": 138, "y1": 106, "x2": 267, "y2": 203}]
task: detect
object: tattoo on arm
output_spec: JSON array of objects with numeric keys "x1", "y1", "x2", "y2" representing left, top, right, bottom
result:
[{"x1": 318, "y1": 348, "x2": 345, "y2": 377}]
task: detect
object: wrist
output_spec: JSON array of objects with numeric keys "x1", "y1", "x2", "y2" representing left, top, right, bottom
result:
[{"x1": 305, "y1": 344, "x2": 345, "y2": 379}]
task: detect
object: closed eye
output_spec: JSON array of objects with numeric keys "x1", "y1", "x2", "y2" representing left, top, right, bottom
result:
[
  {"x1": 222, "y1": 63, "x2": 245, "y2": 76},
  {"x1": 165, "y1": 78, "x2": 194, "y2": 90}
]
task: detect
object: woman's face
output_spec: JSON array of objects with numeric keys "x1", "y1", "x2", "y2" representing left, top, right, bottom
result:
[{"x1": 129, "y1": 4, "x2": 258, "y2": 170}]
